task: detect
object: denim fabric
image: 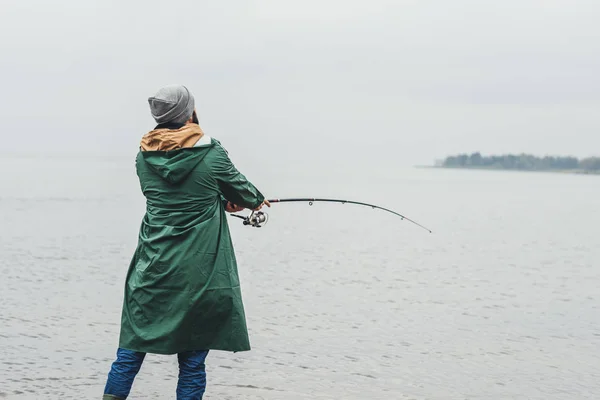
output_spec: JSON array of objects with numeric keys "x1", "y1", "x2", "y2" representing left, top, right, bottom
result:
[
  {"x1": 104, "y1": 348, "x2": 209, "y2": 399},
  {"x1": 177, "y1": 351, "x2": 209, "y2": 399},
  {"x1": 104, "y1": 348, "x2": 145, "y2": 398}
]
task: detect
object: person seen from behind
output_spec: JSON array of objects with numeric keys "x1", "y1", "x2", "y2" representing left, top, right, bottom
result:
[{"x1": 102, "y1": 84, "x2": 269, "y2": 400}]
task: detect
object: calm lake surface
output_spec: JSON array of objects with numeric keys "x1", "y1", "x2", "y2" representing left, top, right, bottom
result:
[{"x1": 1, "y1": 156, "x2": 598, "y2": 399}]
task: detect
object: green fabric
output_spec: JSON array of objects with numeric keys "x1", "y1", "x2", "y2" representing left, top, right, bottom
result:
[{"x1": 118, "y1": 138, "x2": 264, "y2": 354}]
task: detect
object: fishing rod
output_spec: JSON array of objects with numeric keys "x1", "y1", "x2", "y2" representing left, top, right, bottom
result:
[{"x1": 230, "y1": 198, "x2": 432, "y2": 233}]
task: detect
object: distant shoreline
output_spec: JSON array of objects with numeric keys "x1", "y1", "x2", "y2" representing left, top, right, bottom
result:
[
  {"x1": 418, "y1": 165, "x2": 600, "y2": 176},
  {"x1": 431, "y1": 152, "x2": 600, "y2": 176}
]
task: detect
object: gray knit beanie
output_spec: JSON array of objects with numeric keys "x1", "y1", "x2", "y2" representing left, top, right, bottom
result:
[{"x1": 148, "y1": 84, "x2": 195, "y2": 124}]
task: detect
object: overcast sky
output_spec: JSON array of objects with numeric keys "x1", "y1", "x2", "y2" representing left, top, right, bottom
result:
[{"x1": 1, "y1": 0, "x2": 599, "y2": 169}]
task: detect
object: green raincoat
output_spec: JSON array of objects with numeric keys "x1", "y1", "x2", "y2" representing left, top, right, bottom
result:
[{"x1": 118, "y1": 130, "x2": 264, "y2": 354}]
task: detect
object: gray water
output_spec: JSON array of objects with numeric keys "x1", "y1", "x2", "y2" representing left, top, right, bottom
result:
[{"x1": 1, "y1": 156, "x2": 598, "y2": 399}]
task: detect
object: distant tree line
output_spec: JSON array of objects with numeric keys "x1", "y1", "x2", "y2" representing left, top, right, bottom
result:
[{"x1": 442, "y1": 153, "x2": 600, "y2": 172}]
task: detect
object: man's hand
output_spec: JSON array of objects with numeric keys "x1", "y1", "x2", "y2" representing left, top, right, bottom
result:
[
  {"x1": 225, "y1": 202, "x2": 245, "y2": 213},
  {"x1": 253, "y1": 200, "x2": 271, "y2": 211}
]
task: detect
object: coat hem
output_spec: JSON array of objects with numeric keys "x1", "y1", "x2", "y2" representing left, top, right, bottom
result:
[{"x1": 117, "y1": 343, "x2": 251, "y2": 355}]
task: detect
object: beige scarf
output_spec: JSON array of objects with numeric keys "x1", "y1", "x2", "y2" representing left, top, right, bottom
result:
[{"x1": 140, "y1": 124, "x2": 204, "y2": 151}]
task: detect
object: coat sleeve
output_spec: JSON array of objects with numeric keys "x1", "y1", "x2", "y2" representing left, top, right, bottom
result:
[{"x1": 209, "y1": 143, "x2": 265, "y2": 209}]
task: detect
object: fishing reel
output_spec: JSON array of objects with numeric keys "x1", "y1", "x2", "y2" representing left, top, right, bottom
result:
[{"x1": 231, "y1": 211, "x2": 269, "y2": 228}]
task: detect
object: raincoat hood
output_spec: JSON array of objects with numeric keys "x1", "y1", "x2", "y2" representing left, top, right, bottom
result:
[{"x1": 138, "y1": 123, "x2": 214, "y2": 185}]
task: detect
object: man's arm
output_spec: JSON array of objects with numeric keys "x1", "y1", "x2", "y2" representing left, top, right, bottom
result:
[
  {"x1": 210, "y1": 143, "x2": 268, "y2": 210},
  {"x1": 220, "y1": 195, "x2": 245, "y2": 213}
]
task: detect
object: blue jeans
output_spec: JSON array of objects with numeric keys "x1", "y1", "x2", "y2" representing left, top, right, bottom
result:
[{"x1": 104, "y1": 348, "x2": 209, "y2": 399}]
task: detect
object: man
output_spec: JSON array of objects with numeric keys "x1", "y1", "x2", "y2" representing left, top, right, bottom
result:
[{"x1": 103, "y1": 84, "x2": 269, "y2": 399}]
